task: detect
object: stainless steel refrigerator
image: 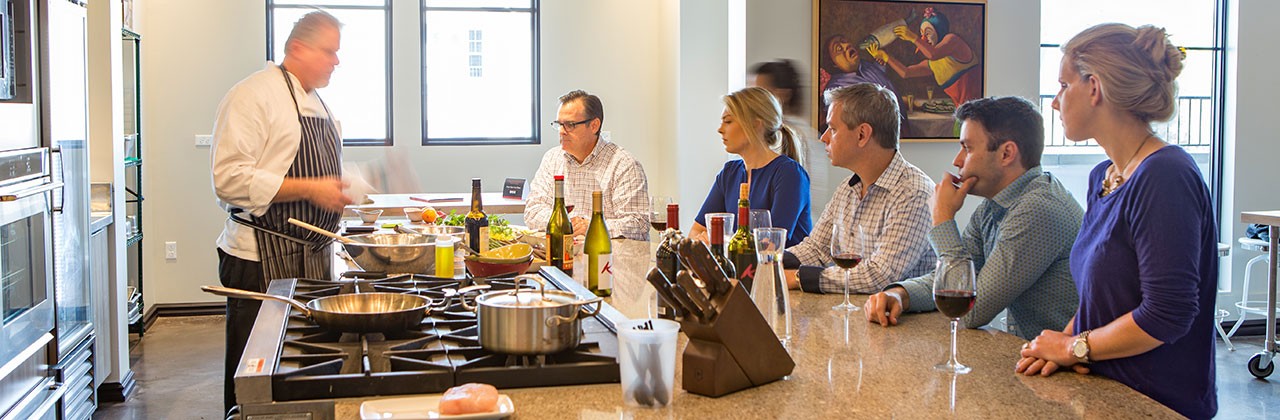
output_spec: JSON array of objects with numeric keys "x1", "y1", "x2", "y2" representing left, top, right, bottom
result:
[{"x1": 39, "y1": 0, "x2": 95, "y2": 418}]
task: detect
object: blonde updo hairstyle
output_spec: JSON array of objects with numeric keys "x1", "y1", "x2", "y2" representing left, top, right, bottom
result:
[
  {"x1": 724, "y1": 87, "x2": 804, "y2": 166},
  {"x1": 1062, "y1": 23, "x2": 1184, "y2": 123}
]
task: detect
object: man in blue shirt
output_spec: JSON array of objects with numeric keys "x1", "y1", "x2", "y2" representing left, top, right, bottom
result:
[{"x1": 864, "y1": 96, "x2": 1082, "y2": 340}]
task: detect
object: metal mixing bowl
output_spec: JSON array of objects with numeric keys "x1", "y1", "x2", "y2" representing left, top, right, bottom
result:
[{"x1": 342, "y1": 233, "x2": 439, "y2": 274}]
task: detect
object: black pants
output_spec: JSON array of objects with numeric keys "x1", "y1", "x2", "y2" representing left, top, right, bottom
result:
[{"x1": 218, "y1": 248, "x2": 264, "y2": 416}]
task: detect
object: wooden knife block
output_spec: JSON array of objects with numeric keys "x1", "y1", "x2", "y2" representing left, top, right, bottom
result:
[{"x1": 679, "y1": 278, "x2": 794, "y2": 397}]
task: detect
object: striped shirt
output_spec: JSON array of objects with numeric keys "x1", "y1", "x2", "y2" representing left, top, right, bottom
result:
[
  {"x1": 788, "y1": 152, "x2": 936, "y2": 293},
  {"x1": 524, "y1": 138, "x2": 650, "y2": 240},
  {"x1": 891, "y1": 167, "x2": 1082, "y2": 340}
]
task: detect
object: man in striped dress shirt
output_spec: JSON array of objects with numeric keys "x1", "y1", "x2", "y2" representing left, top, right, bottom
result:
[{"x1": 864, "y1": 96, "x2": 1083, "y2": 340}]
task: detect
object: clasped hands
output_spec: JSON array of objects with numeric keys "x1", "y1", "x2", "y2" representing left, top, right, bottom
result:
[{"x1": 1016, "y1": 330, "x2": 1091, "y2": 377}]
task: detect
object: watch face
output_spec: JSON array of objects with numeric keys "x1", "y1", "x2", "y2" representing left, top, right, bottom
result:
[{"x1": 1072, "y1": 339, "x2": 1088, "y2": 357}]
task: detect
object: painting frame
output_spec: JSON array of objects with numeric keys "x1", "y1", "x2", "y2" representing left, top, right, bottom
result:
[{"x1": 813, "y1": 0, "x2": 987, "y2": 142}]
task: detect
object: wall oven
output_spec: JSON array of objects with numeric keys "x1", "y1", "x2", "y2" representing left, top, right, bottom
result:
[{"x1": 0, "y1": 147, "x2": 64, "y2": 420}]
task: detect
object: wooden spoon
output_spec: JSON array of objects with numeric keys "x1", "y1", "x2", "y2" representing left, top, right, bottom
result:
[{"x1": 287, "y1": 217, "x2": 356, "y2": 244}]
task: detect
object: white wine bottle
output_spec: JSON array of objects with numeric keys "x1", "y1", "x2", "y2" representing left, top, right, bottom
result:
[{"x1": 585, "y1": 191, "x2": 612, "y2": 297}]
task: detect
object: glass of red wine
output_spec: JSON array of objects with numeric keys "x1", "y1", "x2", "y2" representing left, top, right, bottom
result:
[
  {"x1": 933, "y1": 255, "x2": 976, "y2": 374},
  {"x1": 649, "y1": 196, "x2": 672, "y2": 234},
  {"x1": 830, "y1": 223, "x2": 865, "y2": 311}
]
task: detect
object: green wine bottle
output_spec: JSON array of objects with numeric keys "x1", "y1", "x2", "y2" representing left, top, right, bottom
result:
[
  {"x1": 547, "y1": 175, "x2": 574, "y2": 273},
  {"x1": 585, "y1": 191, "x2": 612, "y2": 297},
  {"x1": 726, "y1": 182, "x2": 757, "y2": 292},
  {"x1": 465, "y1": 178, "x2": 489, "y2": 253}
]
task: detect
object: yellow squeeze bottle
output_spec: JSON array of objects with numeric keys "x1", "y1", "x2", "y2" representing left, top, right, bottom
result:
[{"x1": 435, "y1": 237, "x2": 455, "y2": 278}]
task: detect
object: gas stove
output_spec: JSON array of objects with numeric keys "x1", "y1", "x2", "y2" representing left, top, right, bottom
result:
[{"x1": 233, "y1": 269, "x2": 623, "y2": 419}]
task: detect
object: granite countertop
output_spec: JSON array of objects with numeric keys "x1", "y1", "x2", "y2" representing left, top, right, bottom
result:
[{"x1": 333, "y1": 239, "x2": 1180, "y2": 419}]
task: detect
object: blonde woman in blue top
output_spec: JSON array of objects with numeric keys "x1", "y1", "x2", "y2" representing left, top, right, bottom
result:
[
  {"x1": 687, "y1": 87, "x2": 812, "y2": 247},
  {"x1": 1017, "y1": 23, "x2": 1216, "y2": 419}
]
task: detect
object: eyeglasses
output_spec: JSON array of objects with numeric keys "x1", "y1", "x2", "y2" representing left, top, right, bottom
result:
[{"x1": 550, "y1": 118, "x2": 593, "y2": 131}]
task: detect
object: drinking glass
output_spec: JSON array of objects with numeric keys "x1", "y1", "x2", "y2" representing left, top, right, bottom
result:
[
  {"x1": 649, "y1": 196, "x2": 672, "y2": 234},
  {"x1": 748, "y1": 209, "x2": 772, "y2": 230},
  {"x1": 933, "y1": 256, "x2": 976, "y2": 374},
  {"x1": 706, "y1": 212, "x2": 735, "y2": 243},
  {"x1": 830, "y1": 223, "x2": 865, "y2": 311},
  {"x1": 926, "y1": 86, "x2": 936, "y2": 101},
  {"x1": 753, "y1": 227, "x2": 791, "y2": 346}
]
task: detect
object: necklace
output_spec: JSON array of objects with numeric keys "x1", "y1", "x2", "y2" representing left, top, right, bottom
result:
[{"x1": 1100, "y1": 134, "x2": 1154, "y2": 197}]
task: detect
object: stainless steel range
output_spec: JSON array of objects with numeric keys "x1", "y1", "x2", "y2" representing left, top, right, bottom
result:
[{"x1": 233, "y1": 269, "x2": 624, "y2": 419}]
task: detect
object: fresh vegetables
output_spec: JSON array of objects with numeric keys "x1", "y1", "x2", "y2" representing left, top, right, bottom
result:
[{"x1": 439, "y1": 211, "x2": 519, "y2": 247}]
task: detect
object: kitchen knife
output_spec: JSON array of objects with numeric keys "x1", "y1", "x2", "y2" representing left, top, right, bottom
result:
[
  {"x1": 676, "y1": 270, "x2": 716, "y2": 320},
  {"x1": 677, "y1": 238, "x2": 732, "y2": 297},
  {"x1": 645, "y1": 268, "x2": 689, "y2": 319},
  {"x1": 665, "y1": 278, "x2": 707, "y2": 322}
]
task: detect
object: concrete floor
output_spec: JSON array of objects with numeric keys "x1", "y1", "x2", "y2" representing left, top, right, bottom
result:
[{"x1": 92, "y1": 315, "x2": 1280, "y2": 419}]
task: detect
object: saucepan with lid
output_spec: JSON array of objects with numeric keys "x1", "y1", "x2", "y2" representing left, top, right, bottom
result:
[{"x1": 459, "y1": 274, "x2": 603, "y2": 354}]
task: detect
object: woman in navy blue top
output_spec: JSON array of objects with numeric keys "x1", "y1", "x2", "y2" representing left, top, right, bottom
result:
[
  {"x1": 1017, "y1": 24, "x2": 1217, "y2": 419},
  {"x1": 687, "y1": 87, "x2": 812, "y2": 247}
]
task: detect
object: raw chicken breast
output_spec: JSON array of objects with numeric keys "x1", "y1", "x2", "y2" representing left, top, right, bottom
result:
[{"x1": 438, "y1": 383, "x2": 499, "y2": 415}]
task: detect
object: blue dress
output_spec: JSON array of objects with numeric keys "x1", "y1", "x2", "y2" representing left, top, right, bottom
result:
[
  {"x1": 694, "y1": 156, "x2": 812, "y2": 247},
  {"x1": 1070, "y1": 145, "x2": 1217, "y2": 419}
]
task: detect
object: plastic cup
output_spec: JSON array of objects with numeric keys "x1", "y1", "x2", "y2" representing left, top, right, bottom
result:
[
  {"x1": 706, "y1": 212, "x2": 735, "y2": 244},
  {"x1": 617, "y1": 318, "x2": 679, "y2": 408}
]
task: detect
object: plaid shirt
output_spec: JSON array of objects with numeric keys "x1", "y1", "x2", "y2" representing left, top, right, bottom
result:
[
  {"x1": 524, "y1": 138, "x2": 650, "y2": 240},
  {"x1": 788, "y1": 152, "x2": 937, "y2": 293}
]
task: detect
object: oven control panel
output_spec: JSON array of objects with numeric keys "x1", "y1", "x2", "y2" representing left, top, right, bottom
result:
[{"x1": 0, "y1": 147, "x2": 46, "y2": 186}]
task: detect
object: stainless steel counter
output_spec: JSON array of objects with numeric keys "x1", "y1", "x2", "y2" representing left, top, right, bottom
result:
[{"x1": 333, "y1": 239, "x2": 1180, "y2": 418}]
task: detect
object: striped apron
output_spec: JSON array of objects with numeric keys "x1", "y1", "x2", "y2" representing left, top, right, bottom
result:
[{"x1": 230, "y1": 66, "x2": 342, "y2": 284}]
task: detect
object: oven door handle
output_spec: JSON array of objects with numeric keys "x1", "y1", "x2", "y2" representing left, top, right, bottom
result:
[{"x1": 0, "y1": 181, "x2": 63, "y2": 202}]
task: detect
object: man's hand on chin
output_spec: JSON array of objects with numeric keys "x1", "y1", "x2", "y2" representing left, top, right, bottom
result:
[{"x1": 932, "y1": 172, "x2": 975, "y2": 226}]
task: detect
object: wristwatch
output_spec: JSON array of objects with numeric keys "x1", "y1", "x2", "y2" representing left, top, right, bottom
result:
[{"x1": 1070, "y1": 330, "x2": 1092, "y2": 364}]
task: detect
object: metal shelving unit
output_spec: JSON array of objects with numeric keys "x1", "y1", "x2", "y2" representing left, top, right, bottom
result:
[{"x1": 122, "y1": 28, "x2": 145, "y2": 336}]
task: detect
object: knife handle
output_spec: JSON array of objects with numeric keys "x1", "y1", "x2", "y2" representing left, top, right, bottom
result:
[
  {"x1": 677, "y1": 238, "x2": 731, "y2": 296},
  {"x1": 676, "y1": 270, "x2": 715, "y2": 320},
  {"x1": 646, "y1": 268, "x2": 688, "y2": 319}
]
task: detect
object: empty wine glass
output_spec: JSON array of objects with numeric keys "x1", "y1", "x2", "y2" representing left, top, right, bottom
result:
[
  {"x1": 650, "y1": 196, "x2": 672, "y2": 234},
  {"x1": 933, "y1": 256, "x2": 976, "y2": 374},
  {"x1": 830, "y1": 223, "x2": 865, "y2": 311},
  {"x1": 748, "y1": 209, "x2": 772, "y2": 231}
]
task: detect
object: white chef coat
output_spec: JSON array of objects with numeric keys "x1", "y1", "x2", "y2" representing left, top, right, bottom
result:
[{"x1": 211, "y1": 62, "x2": 340, "y2": 262}]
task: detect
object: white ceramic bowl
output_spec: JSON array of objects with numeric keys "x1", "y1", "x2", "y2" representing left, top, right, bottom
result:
[
  {"x1": 354, "y1": 208, "x2": 383, "y2": 224},
  {"x1": 404, "y1": 207, "x2": 424, "y2": 222}
]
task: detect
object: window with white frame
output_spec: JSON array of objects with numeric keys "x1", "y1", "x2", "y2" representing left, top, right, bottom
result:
[
  {"x1": 468, "y1": 30, "x2": 484, "y2": 78},
  {"x1": 268, "y1": 0, "x2": 391, "y2": 146},
  {"x1": 1039, "y1": 0, "x2": 1225, "y2": 208},
  {"x1": 422, "y1": 0, "x2": 539, "y2": 144}
]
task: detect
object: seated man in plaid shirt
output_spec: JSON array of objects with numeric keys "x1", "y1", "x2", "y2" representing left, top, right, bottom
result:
[
  {"x1": 524, "y1": 90, "x2": 651, "y2": 241},
  {"x1": 784, "y1": 83, "x2": 937, "y2": 293}
]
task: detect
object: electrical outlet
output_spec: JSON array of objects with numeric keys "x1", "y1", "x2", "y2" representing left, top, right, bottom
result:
[
  {"x1": 165, "y1": 241, "x2": 178, "y2": 260},
  {"x1": 195, "y1": 134, "x2": 213, "y2": 147}
]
